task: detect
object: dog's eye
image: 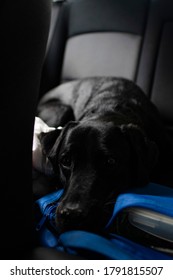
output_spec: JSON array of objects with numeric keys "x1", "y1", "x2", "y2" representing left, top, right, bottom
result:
[
  {"x1": 107, "y1": 157, "x2": 117, "y2": 166},
  {"x1": 60, "y1": 154, "x2": 72, "y2": 169}
]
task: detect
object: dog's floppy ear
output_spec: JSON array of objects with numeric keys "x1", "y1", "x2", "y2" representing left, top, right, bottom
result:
[
  {"x1": 44, "y1": 121, "x2": 79, "y2": 172},
  {"x1": 39, "y1": 127, "x2": 63, "y2": 157},
  {"x1": 35, "y1": 127, "x2": 62, "y2": 175},
  {"x1": 120, "y1": 123, "x2": 159, "y2": 186}
]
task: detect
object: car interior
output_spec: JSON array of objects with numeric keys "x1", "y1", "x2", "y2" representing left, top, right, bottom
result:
[{"x1": 1, "y1": 0, "x2": 173, "y2": 260}]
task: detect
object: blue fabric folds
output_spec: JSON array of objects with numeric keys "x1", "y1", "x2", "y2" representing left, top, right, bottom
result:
[{"x1": 35, "y1": 183, "x2": 173, "y2": 260}]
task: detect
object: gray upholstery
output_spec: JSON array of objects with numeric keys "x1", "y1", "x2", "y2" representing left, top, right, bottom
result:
[
  {"x1": 39, "y1": 0, "x2": 149, "y2": 94},
  {"x1": 67, "y1": 0, "x2": 148, "y2": 36},
  {"x1": 62, "y1": 33, "x2": 142, "y2": 81}
]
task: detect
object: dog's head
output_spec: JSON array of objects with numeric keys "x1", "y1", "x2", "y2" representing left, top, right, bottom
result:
[{"x1": 40, "y1": 120, "x2": 158, "y2": 233}]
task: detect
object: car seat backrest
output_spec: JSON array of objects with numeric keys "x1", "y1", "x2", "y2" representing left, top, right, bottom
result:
[
  {"x1": 61, "y1": 0, "x2": 149, "y2": 82},
  {"x1": 41, "y1": 0, "x2": 149, "y2": 93}
]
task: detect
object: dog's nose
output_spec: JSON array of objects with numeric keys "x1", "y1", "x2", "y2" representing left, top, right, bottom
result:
[{"x1": 58, "y1": 202, "x2": 84, "y2": 219}]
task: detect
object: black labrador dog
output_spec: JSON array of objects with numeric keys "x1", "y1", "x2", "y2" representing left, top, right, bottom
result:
[{"x1": 36, "y1": 77, "x2": 173, "y2": 233}]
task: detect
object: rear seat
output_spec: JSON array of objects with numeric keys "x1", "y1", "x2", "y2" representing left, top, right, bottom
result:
[{"x1": 39, "y1": 0, "x2": 173, "y2": 145}]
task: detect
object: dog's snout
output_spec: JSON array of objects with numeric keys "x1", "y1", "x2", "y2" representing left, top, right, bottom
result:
[
  {"x1": 57, "y1": 202, "x2": 84, "y2": 219},
  {"x1": 56, "y1": 199, "x2": 103, "y2": 233}
]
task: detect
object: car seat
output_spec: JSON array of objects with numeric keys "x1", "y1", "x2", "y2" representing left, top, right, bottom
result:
[{"x1": 40, "y1": 0, "x2": 149, "y2": 94}]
